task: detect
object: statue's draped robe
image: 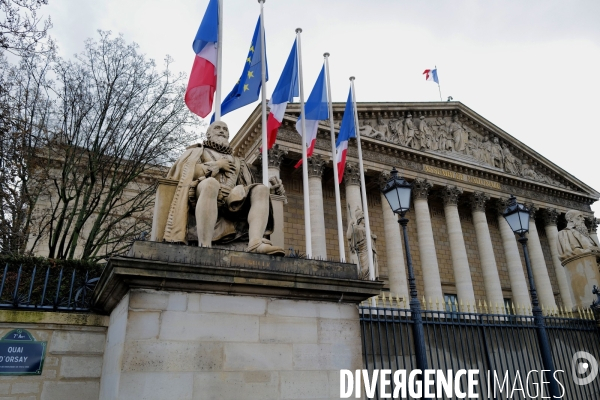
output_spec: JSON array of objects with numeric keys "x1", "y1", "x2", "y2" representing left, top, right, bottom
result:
[
  {"x1": 162, "y1": 144, "x2": 274, "y2": 244},
  {"x1": 557, "y1": 228, "x2": 599, "y2": 262}
]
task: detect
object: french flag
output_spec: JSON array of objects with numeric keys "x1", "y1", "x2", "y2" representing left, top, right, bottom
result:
[
  {"x1": 266, "y1": 39, "x2": 298, "y2": 149},
  {"x1": 423, "y1": 68, "x2": 439, "y2": 84},
  {"x1": 185, "y1": 0, "x2": 219, "y2": 118},
  {"x1": 294, "y1": 64, "x2": 328, "y2": 168},
  {"x1": 336, "y1": 88, "x2": 356, "y2": 183}
]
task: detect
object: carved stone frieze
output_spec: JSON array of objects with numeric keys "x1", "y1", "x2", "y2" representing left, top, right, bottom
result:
[
  {"x1": 307, "y1": 154, "x2": 327, "y2": 178},
  {"x1": 441, "y1": 185, "x2": 463, "y2": 207},
  {"x1": 344, "y1": 162, "x2": 361, "y2": 186},
  {"x1": 543, "y1": 208, "x2": 559, "y2": 226},
  {"x1": 268, "y1": 144, "x2": 288, "y2": 170},
  {"x1": 355, "y1": 112, "x2": 566, "y2": 189},
  {"x1": 470, "y1": 191, "x2": 490, "y2": 212},
  {"x1": 412, "y1": 178, "x2": 432, "y2": 200}
]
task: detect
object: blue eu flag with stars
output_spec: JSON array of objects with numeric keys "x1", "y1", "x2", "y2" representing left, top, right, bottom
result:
[{"x1": 211, "y1": 16, "x2": 268, "y2": 122}]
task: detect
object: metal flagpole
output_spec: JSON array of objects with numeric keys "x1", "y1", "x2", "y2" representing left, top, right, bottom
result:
[
  {"x1": 296, "y1": 28, "x2": 312, "y2": 259},
  {"x1": 349, "y1": 77, "x2": 375, "y2": 280},
  {"x1": 259, "y1": 0, "x2": 268, "y2": 185},
  {"x1": 435, "y1": 64, "x2": 442, "y2": 101},
  {"x1": 324, "y1": 53, "x2": 346, "y2": 263},
  {"x1": 214, "y1": 0, "x2": 223, "y2": 121}
]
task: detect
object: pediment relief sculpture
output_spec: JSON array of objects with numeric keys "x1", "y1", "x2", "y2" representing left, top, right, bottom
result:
[{"x1": 357, "y1": 113, "x2": 566, "y2": 189}]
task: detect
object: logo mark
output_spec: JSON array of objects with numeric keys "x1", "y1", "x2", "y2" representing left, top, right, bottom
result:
[{"x1": 572, "y1": 351, "x2": 599, "y2": 385}]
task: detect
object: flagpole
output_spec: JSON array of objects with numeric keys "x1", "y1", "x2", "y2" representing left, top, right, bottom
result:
[
  {"x1": 435, "y1": 64, "x2": 442, "y2": 101},
  {"x1": 349, "y1": 77, "x2": 375, "y2": 281},
  {"x1": 324, "y1": 53, "x2": 346, "y2": 263},
  {"x1": 296, "y1": 28, "x2": 312, "y2": 259},
  {"x1": 259, "y1": 0, "x2": 268, "y2": 185},
  {"x1": 214, "y1": 0, "x2": 223, "y2": 121}
]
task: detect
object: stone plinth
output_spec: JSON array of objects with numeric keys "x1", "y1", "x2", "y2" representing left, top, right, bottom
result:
[
  {"x1": 561, "y1": 252, "x2": 600, "y2": 310},
  {"x1": 94, "y1": 242, "x2": 383, "y2": 400}
]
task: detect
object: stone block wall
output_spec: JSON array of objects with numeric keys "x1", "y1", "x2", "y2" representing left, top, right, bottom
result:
[
  {"x1": 101, "y1": 289, "x2": 363, "y2": 400},
  {"x1": 0, "y1": 311, "x2": 108, "y2": 400}
]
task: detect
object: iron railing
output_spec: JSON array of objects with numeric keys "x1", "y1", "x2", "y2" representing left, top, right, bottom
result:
[
  {"x1": 0, "y1": 263, "x2": 99, "y2": 311},
  {"x1": 360, "y1": 304, "x2": 600, "y2": 399}
]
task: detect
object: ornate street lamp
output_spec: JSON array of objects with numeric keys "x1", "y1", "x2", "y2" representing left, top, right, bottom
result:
[
  {"x1": 502, "y1": 194, "x2": 559, "y2": 398},
  {"x1": 381, "y1": 167, "x2": 428, "y2": 370}
]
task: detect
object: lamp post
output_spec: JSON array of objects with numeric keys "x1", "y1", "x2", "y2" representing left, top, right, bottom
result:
[
  {"x1": 502, "y1": 195, "x2": 559, "y2": 398},
  {"x1": 381, "y1": 167, "x2": 428, "y2": 370}
]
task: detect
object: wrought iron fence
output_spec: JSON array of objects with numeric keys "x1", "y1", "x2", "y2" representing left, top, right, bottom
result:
[
  {"x1": 0, "y1": 263, "x2": 100, "y2": 311},
  {"x1": 360, "y1": 303, "x2": 600, "y2": 399}
]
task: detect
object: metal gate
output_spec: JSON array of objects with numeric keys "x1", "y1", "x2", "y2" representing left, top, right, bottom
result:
[{"x1": 359, "y1": 301, "x2": 600, "y2": 399}]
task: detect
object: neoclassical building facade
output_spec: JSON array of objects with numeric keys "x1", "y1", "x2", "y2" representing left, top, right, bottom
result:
[{"x1": 231, "y1": 101, "x2": 600, "y2": 312}]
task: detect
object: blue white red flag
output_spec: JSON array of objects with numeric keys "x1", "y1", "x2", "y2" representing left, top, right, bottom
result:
[
  {"x1": 185, "y1": 0, "x2": 219, "y2": 118},
  {"x1": 294, "y1": 64, "x2": 328, "y2": 168},
  {"x1": 266, "y1": 39, "x2": 298, "y2": 149},
  {"x1": 423, "y1": 68, "x2": 439, "y2": 84},
  {"x1": 335, "y1": 87, "x2": 356, "y2": 183},
  {"x1": 212, "y1": 16, "x2": 267, "y2": 122}
]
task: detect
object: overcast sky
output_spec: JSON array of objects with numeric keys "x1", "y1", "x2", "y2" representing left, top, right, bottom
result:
[{"x1": 44, "y1": 0, "x2": 600, "y2": 212}]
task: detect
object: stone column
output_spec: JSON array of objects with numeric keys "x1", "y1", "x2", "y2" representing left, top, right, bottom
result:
[
  {"x1": 267, "y1": 145, "x2": 287, "y2": 249},
  {"x1": 307, "y1": 154, "x2": 328, "y2": 260},
  {"x1": 470, "y1": 192, "x2": 505, "y2": 311},
  {"x1": 524, "y1": 203, "x2": 557, "y2": 310},
  {"x1": 496, "y1": 198, "x2": 531, "y2": 309},
  {"x1": 379, "y1": 172, "x2": 408, "y2": 300},
  {"x1": 441, "y1": 185, "x2": 476, "y2": 306},
  {"x1": 543, "y1": 208, "x2": 574, "y2": 310},
  {"x1": 412, "y1": 178, "x2": 443, "y2": 303},
  {"x1": 586, "y1": 216, "x2": 600, "y2": 245},
  {"x1": 344, "y1": 162, "x2": 362, "y2": 222}
]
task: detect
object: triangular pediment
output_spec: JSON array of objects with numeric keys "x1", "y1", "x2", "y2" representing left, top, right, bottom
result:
[{"x1": 231, "y1": 101, "x2": 599, "y2": 212}]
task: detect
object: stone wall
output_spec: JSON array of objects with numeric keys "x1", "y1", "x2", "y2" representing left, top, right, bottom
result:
[
  {"x1": 100, "y1": 288, "x2": 362, "y2": 400},
  {"x1": 0, "y1": 310, "x2": 108, "y2": 400}
]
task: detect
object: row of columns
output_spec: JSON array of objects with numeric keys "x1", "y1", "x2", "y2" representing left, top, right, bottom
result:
[{"x1": 266, "y1": 147, "x2": 573, "y2": 312}]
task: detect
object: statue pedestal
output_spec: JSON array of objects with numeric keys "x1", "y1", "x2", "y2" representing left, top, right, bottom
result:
[
  {"x1": 93, "y1": 242, "x2": 382, "y2": 400},
  {"x1": 561, "y1": 252, "x2": 600, "y2": 310}
]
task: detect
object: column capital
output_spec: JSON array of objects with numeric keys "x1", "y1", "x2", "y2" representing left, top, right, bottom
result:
[
  {"x1": 543, "y1": 208, "x2": 559, "y2": 226},
  {"x1": 441, "y1": 185, "x2": 463, "y2": 207},
  {"x1": 524, "y1": 202, "x2": 538, "y2": 220},
  {"x1": 344, "y1": 162, "x2": 361, "y2": 186},
  {"x1": 378, "y1": 170, "x2": 390, "y2": 190},
  {"x1": 307, "y1": 154, "x2": 327, "y2": 178},
  {"x1": 267, "y1": 144, "x2": 288, "y2": 170},
  {"x1": 412, "y1": 178, "x2": 432, "y2": 200},
  {"x1": 495, "y1": 197, "x2": 510, "y2": 216},
  {"x1": 470, "y1": 191, "x2": 490, "y2": 212},
  {"x1": 585, "y1": 216, "x2": 599, "y2": 233}
]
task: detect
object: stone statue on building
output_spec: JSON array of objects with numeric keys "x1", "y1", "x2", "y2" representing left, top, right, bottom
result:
[
  {"x1": 160, "y1": 121, "x2": 285, "y2": 255},
  {"x1": 403, "y1": 114, "x2": 418, "y2": 149},
  {"x1": 347, "y1": 206, "x2": 378, "y2": 280},
  {"x1": 502, "y1": 143, "x2": 520, "y2": 175},
  {"x1": 557, "y1": 210, "x2": 600, "y2": 262},
  {"x1": 490, "y1": 137, "x2": 504, "y2": 169},
  {"x1": 359, "y1": 121, "x2": 386, "y2": 140},
  {"x1": 374, "y1": 114, "x2": 389, "y2": 141},
  {"x1": 417, "y1": 115, "x2": 434, "y2": 150},
  {"x1": 449, "y1": 114, "x2": 468, "y2": 152}
]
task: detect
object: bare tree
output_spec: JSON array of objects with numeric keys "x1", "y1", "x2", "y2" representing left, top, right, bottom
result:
[
  {"x1": 40, "y1": 31, "x2": 198, "y2": 260},
  {"x1": 0, "y1": 51, "x2": 53, "y2": 255},
  {"x1": 1, "y1": 31, "x2": 201, "y2": 260},
  {"x1": 0, "y1": 0, "x2": 52, "y2": 55}
]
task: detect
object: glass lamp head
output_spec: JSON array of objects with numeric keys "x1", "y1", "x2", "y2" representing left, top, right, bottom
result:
[
  {"x1": 381, "y1": 167, "x2": 412, "y2": 215},
  {"x1": 502, "y1": 194, "x2": 530, "y2": 235}
]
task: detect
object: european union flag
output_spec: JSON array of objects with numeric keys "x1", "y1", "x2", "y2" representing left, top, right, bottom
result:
[{"x1": 211, "y1": 16, "x2": 268, "y2": 122}]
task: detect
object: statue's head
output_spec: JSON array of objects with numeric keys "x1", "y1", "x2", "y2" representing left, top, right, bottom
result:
[
  {"x1": 452, "y1": 114, "x2": 458, "y2": 122},
  {"x1": 355, "y1": 207, "x2": 364, "y2": 224},
  {"x1": 566, "y1": 210, "x2": 588, "y2": 233},
  {"x1": 206, "y1": 121, "x2": 230, "y2": 147}
]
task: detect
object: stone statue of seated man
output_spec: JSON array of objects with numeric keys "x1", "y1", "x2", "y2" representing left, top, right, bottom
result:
[
  {"x1": 557, "y1": 210, "x2": 599, "y2": 262},
  {"x1": 160, "y1": 121, "x2": 285, "y2": 256}
]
